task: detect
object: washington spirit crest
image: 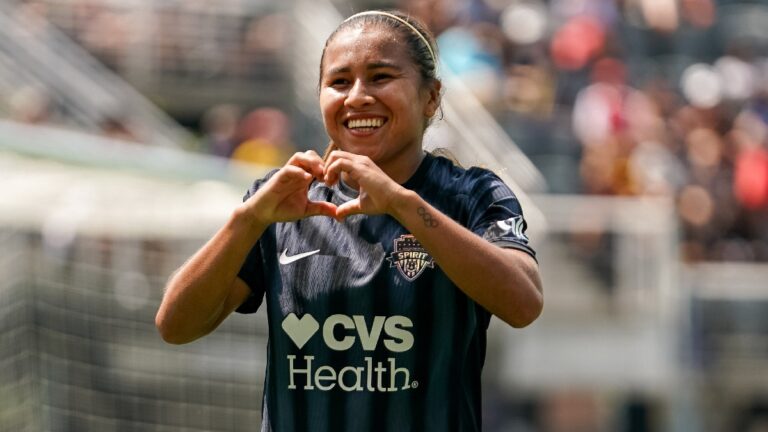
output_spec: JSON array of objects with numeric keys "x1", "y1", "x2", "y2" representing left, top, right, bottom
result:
[{"x1": 387, "y1": 234, "x2": 434, "y2": 281}]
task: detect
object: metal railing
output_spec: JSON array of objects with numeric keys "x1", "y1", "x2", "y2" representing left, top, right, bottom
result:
[
  {"x1": 0, "y1": 2, "x2": 194, "y2": 147},
  {"x1": 33, "y1": 0, "x2": 292, "y2": 117},
  {"x1": 494, "y1": 194, "x2": 681, "y2": 388}
]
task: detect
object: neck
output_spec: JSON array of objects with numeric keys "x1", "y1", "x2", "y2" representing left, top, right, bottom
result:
[{"x1": 383, "y1": 148, "x2": 426, "y2": 184}]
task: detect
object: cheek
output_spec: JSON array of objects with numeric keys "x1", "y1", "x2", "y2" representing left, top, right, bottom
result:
[{"x1": 319, "y1": 93, "x2": 339, "y2": 124}]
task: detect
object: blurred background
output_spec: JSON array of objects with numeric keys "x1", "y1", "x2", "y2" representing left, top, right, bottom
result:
[{"x1": 0, "y1": 0, "x2": 767, "y2": 430}]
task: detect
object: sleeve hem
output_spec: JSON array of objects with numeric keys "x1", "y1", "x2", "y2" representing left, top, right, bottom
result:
[{"x1": 490, "y1": 240, "x2": 538, "y2": 263}]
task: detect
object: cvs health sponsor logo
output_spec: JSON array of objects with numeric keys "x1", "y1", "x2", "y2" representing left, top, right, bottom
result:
[{"x1": 281, "y1": 313, "x2": 417, "y2": 392}]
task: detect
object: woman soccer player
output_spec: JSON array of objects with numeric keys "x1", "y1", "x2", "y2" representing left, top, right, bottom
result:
[{"x1": 156, "y1": 10, "x2": 543, "y2": 431}]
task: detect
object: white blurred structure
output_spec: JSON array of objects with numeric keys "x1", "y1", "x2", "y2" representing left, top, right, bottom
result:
[
  {"x1": 0, "y1": 2, "x2": 195, "y2": 147},
  {"x1": 0, "y1": 122, "x2": 271, "y2": 432}
]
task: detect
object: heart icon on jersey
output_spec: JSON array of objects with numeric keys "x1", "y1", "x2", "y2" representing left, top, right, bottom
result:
[{"x1": 281, "y1": 313, "x2": 319, "y2": 349}]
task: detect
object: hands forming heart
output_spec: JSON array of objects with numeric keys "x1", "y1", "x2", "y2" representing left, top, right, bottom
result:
[{"x1": 244, "y1": 149, "x2": 405, "y2": 226}]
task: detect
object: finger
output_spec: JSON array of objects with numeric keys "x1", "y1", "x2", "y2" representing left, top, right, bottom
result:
[
  {"x1": 323, "y1": 157, "x2": 357, "y2": 186},
  {"x1": 324, "y1": 151, "x2": 376, "y2": 184},
  {"x1": 335, "y1": 198, "x2": 363, "y2": 220},
  {"x1": 323, "y1": 149, "x2": 363, "y2": 168},
  {"x1": 287, "y1": 150, "x2": 325, "y2": 180},
  {"x1": 305, "y1": 200, "x2": 338, "y2": 218},
  {"x1": 274, "y1": 165, "x2": 313, "y2": 187}
]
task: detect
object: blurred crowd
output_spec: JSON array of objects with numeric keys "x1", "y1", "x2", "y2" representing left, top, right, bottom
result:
[
  {"x1": 4, "y1": 2, "x2": 768, "y2": 430},
  {"x1": 3, "y1": 83, "x2": 143, "y2": 142},
  {"x1": 3, "y1": 83, "x2": 296, "y2": 166},
  {"x1": 2, "y1": 0, "x2": 295, "y2": 161},
  {"x1": 3, "y1": 0, "x2": 768, "y2": 262},
  {"x1": 199, "y1": 104, "x2": 296, "y2": 166},
  {"x1": 13, "y1": 0, "x2": 288, "y2": 78},
  {"x1": 400, "y1": 0, "x2": 768, "y2": 262}
]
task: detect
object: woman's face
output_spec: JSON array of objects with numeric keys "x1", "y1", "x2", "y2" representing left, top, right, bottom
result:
[{"x1": 319, "y1": 25, "x2": 439, "y2": 168}]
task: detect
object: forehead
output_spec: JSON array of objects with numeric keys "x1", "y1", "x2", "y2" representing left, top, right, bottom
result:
[{"x1": 322, "y1": 25, "x2": 412, "y2": 72}]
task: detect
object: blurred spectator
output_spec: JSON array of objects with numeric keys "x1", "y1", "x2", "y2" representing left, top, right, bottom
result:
[
  {"x1": 438, "y1": 23, "x2": 505, "y2": 106},
  {"x1": 8, "y1": 86, "x2": 55, "y2": 124},
  {"x1": 539, "y1": 390, "x2": 607, "y2": 432},
  {"x1": 78, "y1": 8, "x2": 133, "y2": 70},
  {"x1": 201, "y1": 104, "x2": 242, "y2": 158},
  {"x1": 100, "y1": 115, "x2": 141, "y2": 143},
  {"x1": 6, "y1": 0, "x2": 768, "y2": 263},
  {"x1": 242, "y1": 13, "x2": 290, "y2": 58},
  {"x1": 732, "y1": 109, "x2": 768, "y2": 210},
  {"x1": 13, "y1": 0, "x2": 52, "y2": 37},
  {"x1": 503, "y1": 63, "x2": 556, "y2": 119},
  {"x1": 231, "y1": 107, "x2": 295, "y2": 167},
  {"x1": 550, "y1": 16, "x2": 607, "y2": 71},
  {"x1": 401, "y1": 0, "x2": 460, "y2": 36},
  {"x1": 410, "y1": 0, "x2": 767, "y2": 263}
]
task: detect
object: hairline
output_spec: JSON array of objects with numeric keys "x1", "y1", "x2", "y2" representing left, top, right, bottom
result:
[{"x1": 319, "y1": 21, "x2": 438, "y2": 91}]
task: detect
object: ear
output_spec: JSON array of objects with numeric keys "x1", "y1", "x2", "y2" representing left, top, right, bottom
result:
[{"x1": 423, "y1": 79, "x2": 442, "y2": 118}]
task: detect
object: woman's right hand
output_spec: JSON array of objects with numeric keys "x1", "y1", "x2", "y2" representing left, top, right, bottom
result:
[{"x1": 243, "y1": 150, "x2": 338, "y2": 225}]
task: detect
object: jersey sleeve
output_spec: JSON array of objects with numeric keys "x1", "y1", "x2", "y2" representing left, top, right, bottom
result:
[
  {"x1": 465, "y1": 168, "x2": 537, "y2": 262},
  {"x1": 235, "y1": 170, "x2": 278, "y2": 314}
]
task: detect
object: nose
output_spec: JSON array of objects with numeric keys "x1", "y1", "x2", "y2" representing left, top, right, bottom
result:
[{"x1": 344, "y1": 79, "x2": 375, "y2": 108}]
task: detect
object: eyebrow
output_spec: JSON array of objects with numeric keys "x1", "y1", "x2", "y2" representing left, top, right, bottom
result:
[{"x1": 327, "y1": 62, "x2": 403, "y2": 75}]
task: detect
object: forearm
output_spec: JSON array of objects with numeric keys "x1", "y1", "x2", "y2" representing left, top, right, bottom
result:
[
  {"x1": 389, "y1": 190, "x2": 543, "y2": 328},
  {"x1": 156, "y1": 205, "x2": 267, "y2": 343}
]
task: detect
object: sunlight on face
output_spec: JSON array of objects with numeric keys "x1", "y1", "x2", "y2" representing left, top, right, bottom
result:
[{"x1": 319, "y1": 25, "x2": 438, "y2": 170}]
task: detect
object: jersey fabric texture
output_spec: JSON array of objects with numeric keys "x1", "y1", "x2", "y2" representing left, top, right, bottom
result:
[{"x1": 236, "y1": 153, "x2": 536, "y2": 432}]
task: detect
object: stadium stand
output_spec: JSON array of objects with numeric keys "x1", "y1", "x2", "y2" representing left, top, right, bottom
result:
[{"x1": 2, "y1": 0, "x2": 768, "y2": 430}]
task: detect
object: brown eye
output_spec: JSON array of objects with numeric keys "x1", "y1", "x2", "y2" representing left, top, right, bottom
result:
[
  {"x1": 330, "y1": 78, "x2": 349, "y2": 87},
  {"x1": 372, "y1": 73, "x2": 392, "y2": 82}
]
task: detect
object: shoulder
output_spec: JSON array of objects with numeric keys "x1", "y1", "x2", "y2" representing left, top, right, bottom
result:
[{"x1": 425, "y1": 154, "x2": 515, "y2": 200}]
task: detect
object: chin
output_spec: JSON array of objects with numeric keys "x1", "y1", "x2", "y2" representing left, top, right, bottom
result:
[{"x1": 338, "y1": 141, "x2": 384, "y2": 162}]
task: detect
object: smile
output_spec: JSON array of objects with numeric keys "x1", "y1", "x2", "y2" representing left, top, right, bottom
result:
[{"x1": 345, "y1": 117, "x2": 387, "y2": 131}]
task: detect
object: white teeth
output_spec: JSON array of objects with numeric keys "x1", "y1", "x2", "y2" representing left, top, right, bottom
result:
[{"x1": 348, "y1": 118, "x2": 384, "y2": 129}]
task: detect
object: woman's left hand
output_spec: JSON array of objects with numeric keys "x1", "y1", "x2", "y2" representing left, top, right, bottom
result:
[{"x1": 323, "y1": 150, "x2": 405, "y2": 219}]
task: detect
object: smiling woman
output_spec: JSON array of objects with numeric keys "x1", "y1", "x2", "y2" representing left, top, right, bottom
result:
[
  {"x1": 318, "y1": 11, "x2": 441, "y2": 182},
  {"x1": 318, "y1": 23, "x2": 440, "y2": 180},
  {"x1": 155, "y1": 9, "x2": 543, "y2": 432}
]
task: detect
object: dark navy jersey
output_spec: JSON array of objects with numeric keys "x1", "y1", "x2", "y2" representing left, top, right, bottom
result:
[{"x1": 236, "y1": 153, "x2": 535, "y2": 432}]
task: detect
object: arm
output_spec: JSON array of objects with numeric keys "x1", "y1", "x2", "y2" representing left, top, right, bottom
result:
[
  {"x1": 156, "y1": 151, "x2": 337, "y2": 344},
  {"x1": 325, "y1": 151, "x2": 543, "y2": 328},
  {"x1": 388, "y1": 190, "x2": 542, "y2": 328},
  {"x1": 155, "y1": 209, "x2": 266, "y2": 344}
]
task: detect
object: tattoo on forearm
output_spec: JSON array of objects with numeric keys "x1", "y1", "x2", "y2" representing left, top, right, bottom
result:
[{"x1": 417, "y1": 206, "x2": 439, "y2": 228}]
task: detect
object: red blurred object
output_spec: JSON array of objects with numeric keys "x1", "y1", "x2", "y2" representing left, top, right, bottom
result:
[
  {"x1": 734, "y1": 148, "x2": 768, "y2": 209},
  {"x1": 550, "y1": 16, "x2": 606, "y2": 71}
]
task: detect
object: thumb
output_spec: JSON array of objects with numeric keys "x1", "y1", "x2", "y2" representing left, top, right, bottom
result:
[{"x1": 335, "y1": 198, "x2": 362, "y2": 220}]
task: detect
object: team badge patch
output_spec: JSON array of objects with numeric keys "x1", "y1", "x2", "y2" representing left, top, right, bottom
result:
[
  {"x1": 387, "y1": 234, "x2": 434, "y2": 281},
  {"x1": 483, "y1": 215, "x2": 529, "y2": 243}
]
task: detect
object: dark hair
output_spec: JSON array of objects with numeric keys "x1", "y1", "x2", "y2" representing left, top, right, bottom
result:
[{"x1": 318, "y1": 10, "x2": 440, "y2": 90}]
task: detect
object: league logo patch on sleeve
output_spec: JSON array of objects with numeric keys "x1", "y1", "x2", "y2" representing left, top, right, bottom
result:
[
  {"x1": 387, "y1": 234, "x2": 434, "y2": 281},
  {"x1": 483, "y1": 215, "x2": 529, "y2": 243}
]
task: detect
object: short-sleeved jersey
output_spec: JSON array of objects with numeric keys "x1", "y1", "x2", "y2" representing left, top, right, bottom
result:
[{"x1": 236, "y1": 153, "x2": 535, "y2": 432}]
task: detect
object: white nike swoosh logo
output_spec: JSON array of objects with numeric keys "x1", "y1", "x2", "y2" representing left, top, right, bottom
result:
[{"x1": 279, "y1": 249, "x2": 320, "y2": 265}]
